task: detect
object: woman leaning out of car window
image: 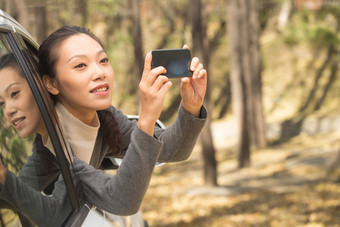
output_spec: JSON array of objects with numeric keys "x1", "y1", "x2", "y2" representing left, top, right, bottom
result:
[
  {"x1": 36, "y1": 25, "x2": 207, "y2": 214},
  {"x1": 0, "y1": 25, "x2": 208, "y2": 227}
]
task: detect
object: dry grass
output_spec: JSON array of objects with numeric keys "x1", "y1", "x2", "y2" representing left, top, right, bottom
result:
[{"x1": 141, "y1": 124, "x2": 340, "y2": 227}]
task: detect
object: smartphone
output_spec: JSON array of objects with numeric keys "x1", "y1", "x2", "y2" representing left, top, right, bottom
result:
[{"x1": 151, "y1": 49, "x2": 192, "y2": 78}]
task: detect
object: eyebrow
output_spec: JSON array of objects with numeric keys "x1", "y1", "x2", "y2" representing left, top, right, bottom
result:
[
  {"x1": 5, "y1": 82, "x2": 20, "y2": 93},
  {"x1": 66, "y1": 50, "x2": 106, "y2": 63}
]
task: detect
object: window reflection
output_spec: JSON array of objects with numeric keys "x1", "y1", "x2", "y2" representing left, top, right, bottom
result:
[
  {"x1": 0, "y1": 37, "x2": 32, "y2": 227},
  {"x1": 0, "y1": 33, "x2": 71, "y2": 227}
]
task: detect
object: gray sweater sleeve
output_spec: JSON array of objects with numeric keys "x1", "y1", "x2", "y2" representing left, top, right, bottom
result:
[
  {"x1": 17, "y1": 146, "x2": 60, "y2": 191},
  {"x1": 76, "y1": 104, "x2": 207, "y2": 215},
  {"x1": 115, "y1": 104, "x2": 207, "y2": 162},
  {"x1": 156, "y1": 104, "x2": 207, "y2": 162},
  {"x1": 0, "y1": 170, "x2": 72, "y2": 227},
  {"x1": 75, "y1": 126, "x2": 163, "y2": 215}
]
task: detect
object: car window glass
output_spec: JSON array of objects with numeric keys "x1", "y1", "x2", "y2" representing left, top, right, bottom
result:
[
  {"x1": 0, "y1": 38, "x2": 32, "y2": 175},
  {"x1": 0, "y1": 34, "x2": 33, "y2": 226},
  {"x1": 0, "y1": 33, "x2": 75, "y2": 227}
]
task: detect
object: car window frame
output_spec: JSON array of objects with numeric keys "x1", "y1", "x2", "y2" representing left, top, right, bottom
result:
[{"x1": 7, "y1": 31, "x2": 80, "y2": 205}]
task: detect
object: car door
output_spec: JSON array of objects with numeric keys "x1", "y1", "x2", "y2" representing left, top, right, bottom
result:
[{"x1": 0, "y1": 10, "x2": 88, "y2": 227}]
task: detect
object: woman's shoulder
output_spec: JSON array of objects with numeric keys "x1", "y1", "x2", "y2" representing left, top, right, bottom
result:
[
  {"x1": 104, "y1": 105, "x2": 137, "y2": 129},
  {"x1": 102, "y1": 105, "x2": 125, "y2": 119},
  {"x1": 98, "y1": 105, "x2": 132, "y2": 127}
]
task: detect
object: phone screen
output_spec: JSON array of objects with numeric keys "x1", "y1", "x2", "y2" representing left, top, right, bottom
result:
[{"x1": 151, "y1": 49, "x2": 192, "y2": 78}]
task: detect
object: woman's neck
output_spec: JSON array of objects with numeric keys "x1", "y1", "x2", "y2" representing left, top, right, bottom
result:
[
  {"x1": 58, "y1": 102, "x2": 98, "y2": 127},
  {"x1": 38, "y1": 126, "x2": 49, "y2": 144},
  {"x1": 75, "y1": 112, "x2": 98, "y2": 127}
]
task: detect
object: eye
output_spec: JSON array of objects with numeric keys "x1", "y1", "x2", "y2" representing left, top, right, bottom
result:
[
  {"x1": 100, "y1": 57, "x2": 109, "y2": 64},
  {"x1": 11, "y1": 90, "x2": 20, "y2": 98},
  {"x1": 74, "y1": 63, "x2": 86, "y2": 69},
  {"x1": 0, "y1": 101, "x2": 4, "y2": 108}
]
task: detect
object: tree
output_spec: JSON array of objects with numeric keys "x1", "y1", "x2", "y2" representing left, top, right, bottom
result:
[
  {"x1": 33, "y1": 1, "x2": 48, "y2": 44},
  {"x1": 278, "y1": 0, "x2": 293, "y2": 29},
  {"x1": 75, "y1": 0, "x2": 88, "y2": 27},
  {"x1": 129, "y1": 0, "x2": 144, "y2": 108},
  {"x1": 190, "y1": 0, "x2": 217, "y2": 186},
  {"x1": 3, "y1": 0, "x2": 29, "y2": 29},
  {"x1": 0, "y1": 111, "x2": 27, "y2": 174},
  {"x1": 227, "y1": 0, "x2": 266, "y2": 168}
]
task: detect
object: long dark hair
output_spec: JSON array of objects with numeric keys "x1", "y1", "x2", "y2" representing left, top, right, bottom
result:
[
  {"x1": 39, "y1": 26, "x2": 122, "y2": 157},
  {"x1": 0, "y1": 53, "x2": 21, "y2": 75}
]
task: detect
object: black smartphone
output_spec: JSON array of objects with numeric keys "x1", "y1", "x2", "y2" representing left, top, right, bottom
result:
[{"x1": 151, "y1": 48, "x2": 192, "y2": 78}]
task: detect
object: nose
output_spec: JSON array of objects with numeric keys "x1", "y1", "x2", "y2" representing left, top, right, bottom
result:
[
  {"x1": 3, "y1": 101, "x2": 17, "y2": 119},
  {"x1": 92, "y1": 63, "x2": 106, "y2": 81}
]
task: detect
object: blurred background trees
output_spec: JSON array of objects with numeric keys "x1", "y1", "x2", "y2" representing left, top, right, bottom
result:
[
  {"x1": 1, "y1": 0, "x2": 340, "y2": 186},
  {"x1": 0, "y1": 111, "x2": 29, "y2": 174},
  {"x1": 228, "y1": 0, "x2": 266, "y2": 168}
]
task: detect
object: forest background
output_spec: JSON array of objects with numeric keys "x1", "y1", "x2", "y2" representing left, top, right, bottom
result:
[{"x1": 1, "y1": 0, "x2": 340, "y2": 226}]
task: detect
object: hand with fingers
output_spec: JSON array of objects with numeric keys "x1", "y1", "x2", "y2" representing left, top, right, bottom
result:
[
  {"x1": 137, "y1": 52, "x2": 173, "y2": 136},
  {"x1": 180, "y1": 46, "x2": 207, "y2": 118}
]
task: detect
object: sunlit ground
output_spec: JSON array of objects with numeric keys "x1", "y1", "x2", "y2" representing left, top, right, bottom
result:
[
  {"x1": 0, "y1": 209, "x2": 19, "y2": 227},
  {"x1": 141, "y1": 119, "x2": 340, "y2": 227}
]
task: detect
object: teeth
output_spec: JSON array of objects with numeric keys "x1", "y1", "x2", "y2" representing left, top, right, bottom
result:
[
  {"x1": 92, "y1": 87, "x2": 107, "y2": 93},
  {"x1": 14, "y1": 119, "x2": 23, "y2": 126}
]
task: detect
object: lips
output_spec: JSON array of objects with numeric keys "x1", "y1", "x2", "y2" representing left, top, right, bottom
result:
[
  {"x1": 90, "y1": 84, "x2": 109, "y2": 94},
  {"x1": 11, "y1": 117, "x2": 25, "y2": 127}
]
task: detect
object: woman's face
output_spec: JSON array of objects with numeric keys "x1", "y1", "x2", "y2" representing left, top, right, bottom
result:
[
  {"x1": 48, "y1": 33, "x2": 114, "y2": 125},
  {"x1": 0, "y1": 67, "x2": 46, "y2": 138}
]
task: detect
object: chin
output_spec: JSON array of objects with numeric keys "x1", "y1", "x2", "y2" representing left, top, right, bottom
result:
[
  {"x1": 96, "y1": 101, "x2": 112, "y2": 110},
  {"x1": 97, "y1": 105, "x2": 111, "y2": 110},
  {"x1": 18, "y1": 131, "x2": 29, "y2": 138}
]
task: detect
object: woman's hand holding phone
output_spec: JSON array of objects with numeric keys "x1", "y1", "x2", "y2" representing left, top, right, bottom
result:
[
  {"x1": 138, "y1": 52, "x2": 172, "y2": 136},
  {"x1": 180, "y1": 46, "x2": 207, "y2": 118},
  {"x1": 137, "y1": 46, "x2": 207, "y2": 136}
]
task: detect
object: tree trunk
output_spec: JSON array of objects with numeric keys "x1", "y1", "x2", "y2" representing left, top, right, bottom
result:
[
  {"x1": 190, "y1": 0, "x2": 217, "y2": 186},
  {"x1": 228, "y1": 0, "x2": 266, "y2": 168},
  {"x1": 249, "y1": 0, "x2": 266, "y2": 149},
  {"x1": 75, "y1": 0, "x2": 88, "y2": 27},
  {"x1": 278, "y1": 0, "x2": 293, "y2": 29},
  {"x1": 129, "y1": 0, "x2": 144, "y2": 109},
  {"x1": 4, "y1": 0, "x2": 29, "y2": 29},
  {"x1": 34, "y1": 3, "x2": 47, "y2": 44}
]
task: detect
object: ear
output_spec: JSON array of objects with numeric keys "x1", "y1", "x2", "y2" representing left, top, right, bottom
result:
[{"x1": 43, "y1": 75, "x2": 59, "y2": 95}]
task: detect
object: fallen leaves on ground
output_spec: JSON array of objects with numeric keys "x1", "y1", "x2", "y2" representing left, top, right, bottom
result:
[{"x1": 141, "y1": 132, "x2": 340, "y2": 227}]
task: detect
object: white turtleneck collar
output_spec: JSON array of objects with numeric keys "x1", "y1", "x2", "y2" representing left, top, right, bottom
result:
[{"x1": 44, "y1": 102, "x2": 100, "y2": 164}]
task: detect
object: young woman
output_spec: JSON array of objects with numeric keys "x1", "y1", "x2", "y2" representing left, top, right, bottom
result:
[
  {"x1": 35, "y1": 26, "x2": 207, "y2": 216},
  {"x1": 0, "y1": 26, "x2": 207, "y2": 226}
]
